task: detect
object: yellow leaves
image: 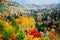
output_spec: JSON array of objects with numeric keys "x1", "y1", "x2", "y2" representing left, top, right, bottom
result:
[
  {"x1": 16, "y1": 19, "x2": 20, "y2": 22},
  {"x1": 33, "y1": 38, "x2": 40, "y2": 40},
  {"x1": 0, "y1": 20, "x2": 11, "y2": 28},
  {"x1": 4, "y1": 22, "x2": 10, "y2": 28},
  {"x1": 0, "y1": 16, "x2": 3, "y2": 20},
  {"x1": 26, "y1": 35, "x2": 40, "y2": 40},
  {"x1": 50, "y1": 28, "x2": 55, "y2": 33},
  {"x1": 0, "y1": 19, "x2": 2, "y2": 21},
  {"x1": 13, "y1": 33, "x2": 18, "y2": 38},
  {"x1": 50, "y1": 35, "x2": 59, "y2": 40},
  {"x1": 29, "y1": 17, "x2": 36, "y2": 25},
  {"x1": 16, "y1": 14, "x2": 36, "y2": 30},
  {"x1": 49, "y1": 28, "x2": 59, "y2": 40},
  {"x1": 40, "y1": 31, "x2": 44, "y2": 37},
  {"x1": 46, "y1": 31, "x2": 49, "y2": 36},
  {"x1": 26, "y1": 34, "x2": 41, "y2": 40},
  {"x1": 37, "y1": 13, "x2": 43, "y2": 20},
  {"x1": 25, "y1": 35, "x2": 33, "y2": 40}
]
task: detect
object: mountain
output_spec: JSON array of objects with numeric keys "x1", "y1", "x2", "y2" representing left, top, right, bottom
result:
[
  {"x1": 26, "y1": 4, "x2": 39, "y2": 7},
  {"x1": 26, "y1": 3, "x2": 60, "y2": 8}
]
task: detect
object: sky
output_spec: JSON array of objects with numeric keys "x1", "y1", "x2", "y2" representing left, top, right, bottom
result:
[{"x1": 14, "y1": 0, "x2": 60, "y2": 5}]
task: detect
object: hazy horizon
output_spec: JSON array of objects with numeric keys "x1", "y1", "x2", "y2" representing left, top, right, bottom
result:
[{"x1": 14, "y1": 0, "x2": 60, "y2": 5}]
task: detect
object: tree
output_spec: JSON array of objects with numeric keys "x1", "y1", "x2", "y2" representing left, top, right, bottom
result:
[
  {"x1": 0, "y1": 0, "x2": 1, "y2": 2},
  {"x1": 0, "y1": 0, "x2": 2, "y2": 6}
]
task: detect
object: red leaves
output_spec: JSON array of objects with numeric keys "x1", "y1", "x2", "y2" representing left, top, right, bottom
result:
[
  {"x1": 25, "y1": 29, "x2": 42, "y2": 38},
  {"x1": 31, "y1": 29, "x2": 42, "y2": 38},
  {"x1": 0, "y1": 38, "x2": 3, "y2": 40},
  {"x1": 12, "y1": 36, "x2": 17, "y2": 40},
  {"x1": 25, "y1": 30, "x2": 31, "y2": 35}
]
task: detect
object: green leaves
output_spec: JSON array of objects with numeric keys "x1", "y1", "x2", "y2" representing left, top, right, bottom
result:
[
  {"x1": 0, "y1": 6, "x2": 6, "y2": 13},
  {"x1": 17, "y1": 29, "x2": 26, "y2": 40},
  {"x1": 3, "y1": 26, "x2": 15, "y2": 40},
  {"x1": 0, "y1": 21, "x2": 5, "y2": 34},
  {"x1": 0, "y1": 21, "x2": 15, "y2": 40},
  {"x1": 9, "y1": 16, "x2": 19, "y2": 28}
]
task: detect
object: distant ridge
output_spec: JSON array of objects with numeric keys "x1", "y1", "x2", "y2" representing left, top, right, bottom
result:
[{"x1": 26, "y1": 3, "x2": 60, "y2": 8}]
